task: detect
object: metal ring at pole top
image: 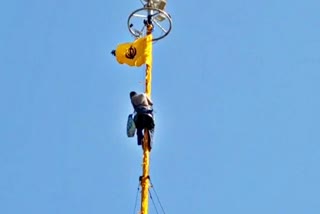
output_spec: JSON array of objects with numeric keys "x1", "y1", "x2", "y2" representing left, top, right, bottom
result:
[{"x1": 127, "y1": 7, "x2": 172, "y2": 41}]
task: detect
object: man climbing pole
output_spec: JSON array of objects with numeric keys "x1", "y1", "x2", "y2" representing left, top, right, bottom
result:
[{"x1": 129, "y1": 91, "x2": 155, "y2": 149}]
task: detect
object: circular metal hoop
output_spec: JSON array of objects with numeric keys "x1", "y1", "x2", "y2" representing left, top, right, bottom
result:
[{"x1": 127, "y1": 7, "x2": 172, "y2": 41}]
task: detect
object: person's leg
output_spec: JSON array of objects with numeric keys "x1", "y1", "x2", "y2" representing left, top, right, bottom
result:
[
  {"x1": 144, "y1": 114, "x2": 155, "y2": 149},
  {"x1": 148, "y1": 129, "x2": 154, "y2": 149},
  {"x1": 134, "y1": 114, "x2": 144, "y2": 146},
  {"x1": 137, "y1": 128, "x2": 143, "y2": 145}
]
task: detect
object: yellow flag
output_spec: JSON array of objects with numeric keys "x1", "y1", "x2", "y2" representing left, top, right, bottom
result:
[{"x1": 115, "y1": 35, "x2": 152, "y2": 67}]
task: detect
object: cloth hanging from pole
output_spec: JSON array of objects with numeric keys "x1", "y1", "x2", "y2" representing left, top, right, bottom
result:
[{"x1": 114, "y1": 34, "x2": 153, "y2": 67}]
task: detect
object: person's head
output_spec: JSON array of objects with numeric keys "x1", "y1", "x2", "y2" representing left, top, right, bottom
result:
[{"x1": 130, "y1": 91, "x2": 137, "y2": 98}]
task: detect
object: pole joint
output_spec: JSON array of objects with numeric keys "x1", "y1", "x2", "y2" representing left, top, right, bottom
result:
[{"x1": 139, "y1": 175, "x2": 150, "y2": 182}]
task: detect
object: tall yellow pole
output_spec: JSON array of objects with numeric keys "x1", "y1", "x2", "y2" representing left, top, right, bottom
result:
[{"x1": 140, "y1": 23, "x2": 153, "y2": 214}]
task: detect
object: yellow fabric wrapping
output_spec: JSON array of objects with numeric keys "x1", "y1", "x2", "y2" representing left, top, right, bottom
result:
[
  {"x1": 145, "y1": 65, "x2": 152, "y2": 97},
  {"x1": 115, "y1": 34, "x2": 153, "y2": 67}
]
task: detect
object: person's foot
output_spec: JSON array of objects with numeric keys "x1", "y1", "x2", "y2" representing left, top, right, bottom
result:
[{"x1": 138, "y1": 138, "x2": 142, "y2": 145}]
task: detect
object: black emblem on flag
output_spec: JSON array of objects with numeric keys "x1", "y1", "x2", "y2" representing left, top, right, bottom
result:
[{"x1": 125, "y1": 46, "x2": 137, "y2": 59}]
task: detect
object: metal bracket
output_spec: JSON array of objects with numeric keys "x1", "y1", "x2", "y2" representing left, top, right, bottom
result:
[{"x1": 128, "y1": 7, "x2": 172, "y2": 41}]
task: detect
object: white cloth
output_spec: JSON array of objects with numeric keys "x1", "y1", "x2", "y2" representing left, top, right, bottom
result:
[{"x1": 131, "y1": 93, "x2": 153, "y2": 110}]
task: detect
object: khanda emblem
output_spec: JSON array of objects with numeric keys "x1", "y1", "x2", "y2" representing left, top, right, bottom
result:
[{"x1": 125, "y1": 46, "x2": 137, "y2": 59}]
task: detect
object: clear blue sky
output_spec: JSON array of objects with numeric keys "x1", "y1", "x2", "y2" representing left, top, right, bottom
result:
[{"x1": 1, "y1": 0, "x2": 320, "y2": 213}]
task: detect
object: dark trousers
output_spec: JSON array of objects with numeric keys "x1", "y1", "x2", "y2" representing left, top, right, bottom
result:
[{"x1": 134, "y1": 114, "x2": 155, "y2": 148}]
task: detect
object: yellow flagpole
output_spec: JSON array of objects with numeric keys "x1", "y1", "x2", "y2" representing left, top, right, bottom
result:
[{"x1": 140, "y1": 23, "x2": 153, "y2": 214}]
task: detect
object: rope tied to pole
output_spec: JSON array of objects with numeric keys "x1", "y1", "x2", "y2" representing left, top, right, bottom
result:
[
  {"x1": 150, "y1": 179, "x2": 166, "y2": 214},
  {"x1": 133, "y1": 183, "x2": 141, "y2": 214}
]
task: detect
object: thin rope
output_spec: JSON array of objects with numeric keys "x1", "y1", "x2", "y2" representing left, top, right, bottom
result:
[
  {"x1": 150, "y1": 180, "x2": 166, "y2": 214},
  {"x1": 149, "y1": 189, "x2": 160, "y2": 214},
  {"x1": 133, "y1": 183, "x2": 140, "y2": 214}
]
